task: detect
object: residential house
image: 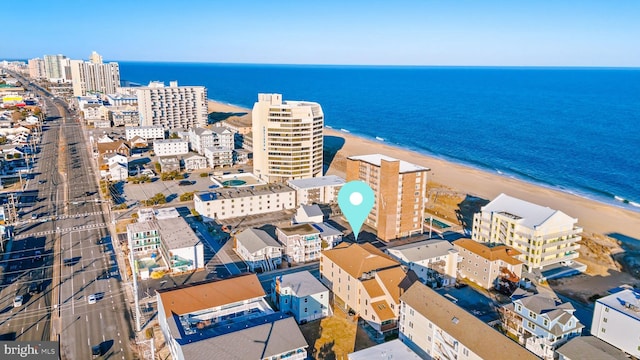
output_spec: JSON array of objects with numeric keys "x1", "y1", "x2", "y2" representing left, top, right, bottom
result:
[
  {"x1": 500, "y1": 293, "x2": 584, "y2": 359},
  {"x1": 271, "y1": 271, "x2": 330, "y2": 324},
  {"x1": 276, "y1": 224, "x2": 322, "y2": 263},
  {"x1": 158, "y1": 157, "x2": 181, "y2": 173},
  {"x1": 293, "y1": 204, "x2": 324, "y2": 224},
  {"x1": 234, "y1": 228, "x2": 283, "y2": 272},
  {"x1": 188, "y1": 127, "x2": 233, "y2": 155},
  {"x1": 387, "y1": 239, "x2": 459, "y2": 288},
  {"x1": 183, "y1": 154, "x2": 208, "y2": 171},
  {"x1": 453, "y1": 238, "x2": 523, "y2": 292},
  {"x1": 128, "y1": 136, "x2": 148, "y2": 149},
  {"x1": 399, "y1": 281, "x2": 539, "y2": 360},
  {"x1": 156, "y1": 217, "x2": 205, "y2": 273},
  {"x1": 233, "y1": 148, "x2": 250, "y2": 165},
  {"x1": 157, "y1": 274, "x2": 308, "y2": 360},
  {"x1": 96, "y1": 140, "x2": 131, "y2": 157},
  {"x1": 591, "y1": 287, "x2": 640, "y2": 358},
  {"x1": 310, "y1": 222, "x2": 343, "y2": 249},
  {"x1": 320, "y1": 243, "x2": 413, "y2": 338},
  {"x1": 101, "y1": 153, "x2": 128, "y2": 181}
]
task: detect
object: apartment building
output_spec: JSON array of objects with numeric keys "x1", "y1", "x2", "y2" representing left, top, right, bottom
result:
[
  {"x1": 233, "y1": 228, "x2": 283, "y2": 272},
  {"x1": 272, "y1": 271, "x2": 330, "y2": 324},
  {"x1": 591, "y1": 287, "x2": 640, "y2": 358},
  {"x1": 277, "y1": 224, "x2": 322, "y2": 263},
  {"x1": 70, "y1": 54, "x2": 120, "y2": 96},
  {"x1": 399, "y1": 281, "x2": 539, "y2": 360},
  {"x1": 153, "y1": 139, "x2": 189, "y2": 157},
  {"x1": 471, "y1": 193, "x2": 582, "y2": 272},
  {"x1": 106, "y1": 93, "x2": 138, "y2": 106},
  {"x1": 28, "y1": 58, "x2": 46, "y2": 79},
  {"x1": 109, "y1": 106, "x2": 139, "y2": 127},
  {"x1": 43, "y1": 54, "x2": 70, "y2": 82},
  {"x1": 183, "y1": 154, "x2": 207, "y2": 170},
  {"x1": 287, "y1": 175, "x2": 345, "y2": 206},
  {"x1": 194, "y1": 184, "x2": 295, "y2": 220},
  {"x1": 157, "y1": 275, "x2": 308, "y2": 360},
  {"x1": 453, "y1": 238, "x2": 523, "y2": 291},
  {"x1": 320, "y1": 243, "x2": 410, "y2": 337},
  {"x1": 500, "y1": 293, "x2": 583, "y2": 359},
  {"x1": 347, "y1": 154, "x2": 429, "y2": 241},
  {"x1": 188, "y1": 127, "x2": 234, "y2": 155},
  {"x1": 137, "y1": 81, "x2": 207, "y2": 129},
  {"x1": 125, "y1": 125, "x2": 165, "y2": 141},
  {"x1": 252, "y1": 93, "x2": 324, "y2": 183},
  {"x1": 386, "y1": 239, "x2": 459, "y2": 288},
  {"x1": 204, "y1": 146, "x2": 233, "y2": 168},
  {"x1": 127, "y1": 221, "x2": 161, "y2": 255}
]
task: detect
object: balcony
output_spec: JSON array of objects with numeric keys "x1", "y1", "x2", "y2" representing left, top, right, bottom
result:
[
  {"x1": 540, "y1": 235, "x2": 582, "y2": 250},
  {"x1": 542, "y1": 244, "x2": 580, "y2": 257}
]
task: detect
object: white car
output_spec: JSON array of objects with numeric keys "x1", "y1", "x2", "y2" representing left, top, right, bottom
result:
[
  {"x1": 13, "y1": 295, "x2": 23, "y2": 307},
  {"x1": 87, "y1": 294, "x2": 97, "y2": 304}
]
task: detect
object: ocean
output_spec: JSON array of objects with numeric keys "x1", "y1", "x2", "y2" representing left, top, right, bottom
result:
[{"x1": 118, "y1": 62, "x2": 640, "y2": 211}]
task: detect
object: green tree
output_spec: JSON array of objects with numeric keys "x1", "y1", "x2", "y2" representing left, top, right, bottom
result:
[
  {"x1": 169, "y1": 132, "x2": 180, "y2": 139},
  {"x1": 199, "y1": 172, "x2": 209, "y2": 178},
  {"x1": 154, "y1": 162, "x2": 161, "y2": 173},
  {"x1": 180, "y1": 192, "x2": 194, "y2": 201}
]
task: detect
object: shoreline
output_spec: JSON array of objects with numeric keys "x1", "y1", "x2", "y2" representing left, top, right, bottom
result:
[{"x1": 208, "y1": 99, "x2": 640, "y2": 238}]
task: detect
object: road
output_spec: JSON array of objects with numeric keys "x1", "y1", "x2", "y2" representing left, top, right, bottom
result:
[{"x1": 0, "y1": 74, "x2": 134, "y2": 359}]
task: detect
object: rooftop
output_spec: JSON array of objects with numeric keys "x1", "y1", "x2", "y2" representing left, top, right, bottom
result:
[
  {"x1": 322, "y1": 242, "x2": 400, "y2": 279},
  {"x1": 348, "y1": 339, "x2": 421, "y2": 360},
  {"x1": 154, "y1": 138, "x2": 187, "y2": 144},
  {"x1": 556, "y1": 336, "x2": 630, "y2": 360},
  {"x1": 235, "y1": 228, "x2": 282, "y2": 254},
  {"x1": 287, "y1": 175, "x2": 346, "y2": 189},
  {"x1": 483, "y1": 193, "x2": 577, "y2": 229},
  {"x1": 278, "y1": 223, "x2": 320, "y2": 237},
  {"x1": 299, "y1": 204, "x2": 323, "y2": 218},
  {"x1": 310, "y1": 223, "x2": 343, "y2": 237},
  {"x1": 596, "y1": 288, "x2": 640, "y2": 321},
  {"x1": 387, "y1": 239, "x2": 456, "y2": 262},
  {"x1": 516, "y1": 294, "x2": 577, "y2": 321},
  {"x1": 453, "y1": 239, "x2": 522, "y2": 266},
  {"x1": 401, "y1": 282, "x2": 539, "y2": 360},
  {"x1": 127, "y1": 220, "x2": 158, "y2": 234},
  {"x1": 196, "y1": 183, "x2": 294, "y2": 201},
  {"x1": 157, "y1": 217, "x2": 201, "y2": 250},
  {"x1": 157, "y1": 274, "x2": 265, "y2": 318},
  {"x1": 348, "y1": 154, "x2": 430, "y2": 173},
  {"x1": 276, "y1": 271, "x2": 328, "y2": 297}
]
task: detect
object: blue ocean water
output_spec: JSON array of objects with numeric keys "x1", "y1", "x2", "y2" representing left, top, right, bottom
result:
[{"x1": 118, "y1": 62, "x2": 640, "y2": 210}]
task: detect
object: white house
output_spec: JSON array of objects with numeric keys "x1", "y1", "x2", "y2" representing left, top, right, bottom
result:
[
  {"x1": 500, "y1": 293, "x2": 584, "y2": 359},
  {"x1": 276, "y1": 224, "x2": 322, "y2": 264},
  {"x1": 156, "y1": 217, "x2": 205, "y2": 273},
  {"x1": 386, "y1": 239, "x2": 459, "y2": 288},
  {"x1": 102, "y1": 153, "x2": 128, "y2": 181},
  {"x1": 153, "y1": 139, "x2": 189, "y2": 157},
  {"x1": 453, "y1": 238, "x2": 523, "y2": 291},
  {"x1": 183, "y1": 154, "x2": 208, "y2": 171},
  {"x1": 287, "y1": 175, "x2": 345, "y2": 206},
  {"x1": 293, "y1": 204, "x2": 324, "y2": 224},
  {"x1": 188, "y1": 127, "x2": 233, "y2": 155},
  {"x1": 271, "y1": 271, "x2": 330, "y2": 324},
  {"x1": 591, "y1": 287, "x2": 640, "y2": 358},
  {"x1": 234, "y1": 228, "x2": 283, "y2": 272}
]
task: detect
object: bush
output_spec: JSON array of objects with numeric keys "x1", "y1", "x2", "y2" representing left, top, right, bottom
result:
[
  {"x1": 180, "y1": 192, "x2": 194, "y2": 201},
  {"x1": 199, "y1": 172, "x2": 209, "y2": 178},
  {"x1": 145, "y1": 328, "x2": 154, "y2": 340}
]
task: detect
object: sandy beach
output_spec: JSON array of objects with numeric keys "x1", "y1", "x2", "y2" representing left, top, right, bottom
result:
[{"x1": 208, "y1": 99, "x2": 639, "y2": 239}]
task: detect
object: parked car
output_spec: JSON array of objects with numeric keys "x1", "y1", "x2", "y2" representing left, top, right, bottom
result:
[
  {"x1": 87, "y1": 294, "x2": 97, "y2": 304},
  {"x1": 31, "y1": 213, "x2": 38, "y2": 220},
  {"x1": 13, "y1": 295, "x2": 23, "y2": 307},
  {"x1": 178, "y1": 180, "x2": 194, "y2": 186},
  {"x1": 29, "y1": 282, "x2": 39, "y2": 295}
]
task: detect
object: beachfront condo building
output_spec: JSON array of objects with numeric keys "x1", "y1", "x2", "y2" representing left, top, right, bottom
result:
[
  {"x1": 43, "y1": 54, "x2": 71, "y2": 82},
  {"x1": 28, "y1": 58, "x2": 46, "y2": 79},
  {"x1": 70, "y1": 52, "x2": 121, "y2": 97},
  {"x1": 591, "y1": 287, "x2": 640, "y2": 358},
  {"x1": 137, "y1": 81, "x2": 207, "y2": 130},
  {"x1": 252, "y1": 93, "x2": 324, "y2": 183},
  {"x1": 471, "y1": 193, "x2": 582, "y2": 272},
  {"x1": 346, "y1": 154, "x2": 429, "y2": 241}
]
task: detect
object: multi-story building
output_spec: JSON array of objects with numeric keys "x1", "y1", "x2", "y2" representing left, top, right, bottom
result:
[
  {"x1": 252, "y1": 93, "x2": 324, "y2": 183},
  {"x1": 109, "y1": 106, "x2": 139, "y2": 127},
  {"x1": 400, "y1": 281, "x2": 539, "y2": 360},
  {"x1": 471, "y1": 193, "x2": 582, "y2": 272},
  {"x1": 204, "y1": 146, "x2": 233, "y2": 168},
  {"x1": 453, "y1": 238, "x2": 523, "y2": 291},
  {"x1": 386, "y1": 239, "x2": 459, "y2": 288},
  {"x1": 233, "y1": 228, "x2": 283, "y2": 272},
  {"x1": 287, "y1": 175, "x2": 345, "y2": 206},
  {"x1": 591, "y1": 287, "x2": 640, "y2": 358},
  {"x1": 276, "y1": 224, "x2": 322, "y2": 263},
  {"x1": 89, "y1": 51, "x2": 102, "y2": 64},
  {"x1": 43, "y1": 54, "x2": 70, "y2": 82},
  {"x1": 194, "y1": 184, "x2": 296, "y2": 220},
  {"x1": 70, "y1": 53, "x2": 120, "y2": 96},
  {"x1": 500, "y1": 293, "x2": 584, "y2": 359},
  {"x1": 137, "y1": 81, "x2": 207, "y2": 129},
  {"x1": 105, "y1": 93, "x2": 138, "y2": 107},
  {"x1": 349, "y1": 340, "x2": 422, "y2": 360},
  {"x1": 183, "y1": 154, "x2": 208, "y2": 171},
  {"x1": 28, "y1": 58, "x2": 46, "y2": 79},
  {"x1": 320, "y1": 243, "x2": 410, "y2": 338},
  {"x1": 347, "y1": 154, "x2": 429, "y2": 241},
  {"x1": 272, "y1": 271, "x2": 330, "y2": 324},
  {"x1": 556, "y1": 336, "x2": 630, "y2": 360},
  {"x1": 188, "y1": 127, "x2": 234, "y2": 155},
  {"x1": 157, "y1": 274, "x2": 308, "y2": 360},
  {"x1": 153, "y1": 139, "x2": 189, "y2": 157},
  {"x1": 125, "y1": 125, "x2": 165, "y2": 141},
  {"x1": 127, "y1": 221, "x2": 160, "y2": 255}
]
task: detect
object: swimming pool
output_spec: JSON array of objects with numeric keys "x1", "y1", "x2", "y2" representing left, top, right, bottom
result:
[
  {"x1": 426, "y1": 218, "x2": 451, "y2": 229},
  {"x1": 221, "y1": 179, "x2": 247, "y2": 186}
]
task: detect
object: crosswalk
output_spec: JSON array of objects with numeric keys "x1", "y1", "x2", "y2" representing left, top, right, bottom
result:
[
  {"x1": 14, "y1": 222, "x2": 109, "y2": 239},
  {"x1": 56, "y1": 211, "x2": 107, "y2": 220}
]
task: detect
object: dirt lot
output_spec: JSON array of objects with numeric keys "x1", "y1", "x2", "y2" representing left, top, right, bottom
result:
[{"x1": 300, "y1": 306, "x2": 377, "y2": 360}]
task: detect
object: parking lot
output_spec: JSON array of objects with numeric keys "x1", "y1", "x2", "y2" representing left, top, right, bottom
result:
[{"x1": 121, "y1": 170, "x2": 215, "y2": 205}]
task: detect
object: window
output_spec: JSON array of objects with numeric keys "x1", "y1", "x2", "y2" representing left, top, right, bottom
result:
[
  {"x1": 428, "y1": 335, "x2": 431, "y2": 342},
  {"x1": 601, "y1": 328, "x2": 606, "y2": 333},
  {"x1": 463, "y1": 348, "x2": 469, "y2": 356},
  {"x1": 304, "y1": 298, "x2": 308, "y2": 303},
  {"x1": 543, "y1": 319, "x2": 549, "y2": 327},
  {"x1": 603, "y1": 318, "x2": 607, "y2": 323},
  {"x1": 529, "y1": 311, "x2": 537, "y2": 320},
  {"x1": 527, "y1": 322, "x2": 536, "y2": 330},
  {"x1": 409, "y1": 321, "x2": 413, "y2": 328},
  {"x1": 304, "y1": 307, "x2": 307, "y2": 313}
]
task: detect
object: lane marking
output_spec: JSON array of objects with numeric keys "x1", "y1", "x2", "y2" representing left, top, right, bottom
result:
[
  {"x1": 86, "y1": 315, "x2": 89, "y2": 322},
  {"x1": 100, "y1": 312, "x2": 102, "y2": 319}
]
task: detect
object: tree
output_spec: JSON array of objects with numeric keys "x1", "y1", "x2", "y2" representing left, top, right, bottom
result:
[
  {"x1": 199, "y1": 172, "x2": 209, "y2": 178},
  {"x1": 13, "y1": 153, "x2": 22, "y2": 159},
  {"x1": 154, "y1": 162, "x2": 161, "y2": 173},
  {"x1": 180, "y1": 192, "x2": 194, "y2": 201},
  {"x1": 5, "y1": 154, "x2": 13, "y2": 159},
  {"x1": 169, "y1": 132, "x2": 180, "y2": 139}
]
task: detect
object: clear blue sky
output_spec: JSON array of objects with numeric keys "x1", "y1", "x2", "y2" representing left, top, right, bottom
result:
[{"x1": 4, "y1": 0, "x2": 640, "y2": 66}]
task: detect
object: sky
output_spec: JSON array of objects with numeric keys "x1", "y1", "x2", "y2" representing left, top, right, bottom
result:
[{"x1": 3, "y1": 0, "x2": 640, "y2": 66}]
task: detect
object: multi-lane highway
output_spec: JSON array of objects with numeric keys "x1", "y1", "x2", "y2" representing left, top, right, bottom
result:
[{"x1": 0, "y1": 75, "x2": 133, "y2": 359}]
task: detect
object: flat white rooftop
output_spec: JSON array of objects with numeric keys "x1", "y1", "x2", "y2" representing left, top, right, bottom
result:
[
  {"x1": 287, "y1": 175, "x2": 345, "y2": 189},
  {"x1": 597, "y1": 288, "x2": 640, "y2": 321},
  {"x1": 348, "y1": 154, "x2": 430, "y2": 173}
]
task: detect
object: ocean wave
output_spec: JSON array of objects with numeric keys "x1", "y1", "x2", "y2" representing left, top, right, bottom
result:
[{"x1": 630, "y1": 202, "x2": 640, "y2": 208}]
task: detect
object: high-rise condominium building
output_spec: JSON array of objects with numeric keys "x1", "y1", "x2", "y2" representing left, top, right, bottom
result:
[
  {"x1": 252, "y1": 93, "x2": 324, "y2": 183},
  {"x1": 347, "y1": 154, "x2": 429, "y2": 241},
  {"x1": 137, "y1": 81, "x2": 207, "y2": 130},
  {"x1": 70, "y1": 52, "x2": 120, "y2": 97},
  {"x1": 43, "y1": 54, "x2": 70, "y2": 82},
  {"x1": 28, "y1": 58, "x2": 46, "y2": 79},
  {"x1": 471, "y1": 193, "x2": 582, "y2": 272}
]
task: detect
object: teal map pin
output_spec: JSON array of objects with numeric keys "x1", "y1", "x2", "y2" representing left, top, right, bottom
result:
[{"x1": 338, "y1": 181, "x2": 375, "y2": 241}]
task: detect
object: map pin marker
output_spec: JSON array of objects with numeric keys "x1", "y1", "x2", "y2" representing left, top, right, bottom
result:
[{"x1": 338, "y1": 181, "x2": 375, "y2": 241}]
